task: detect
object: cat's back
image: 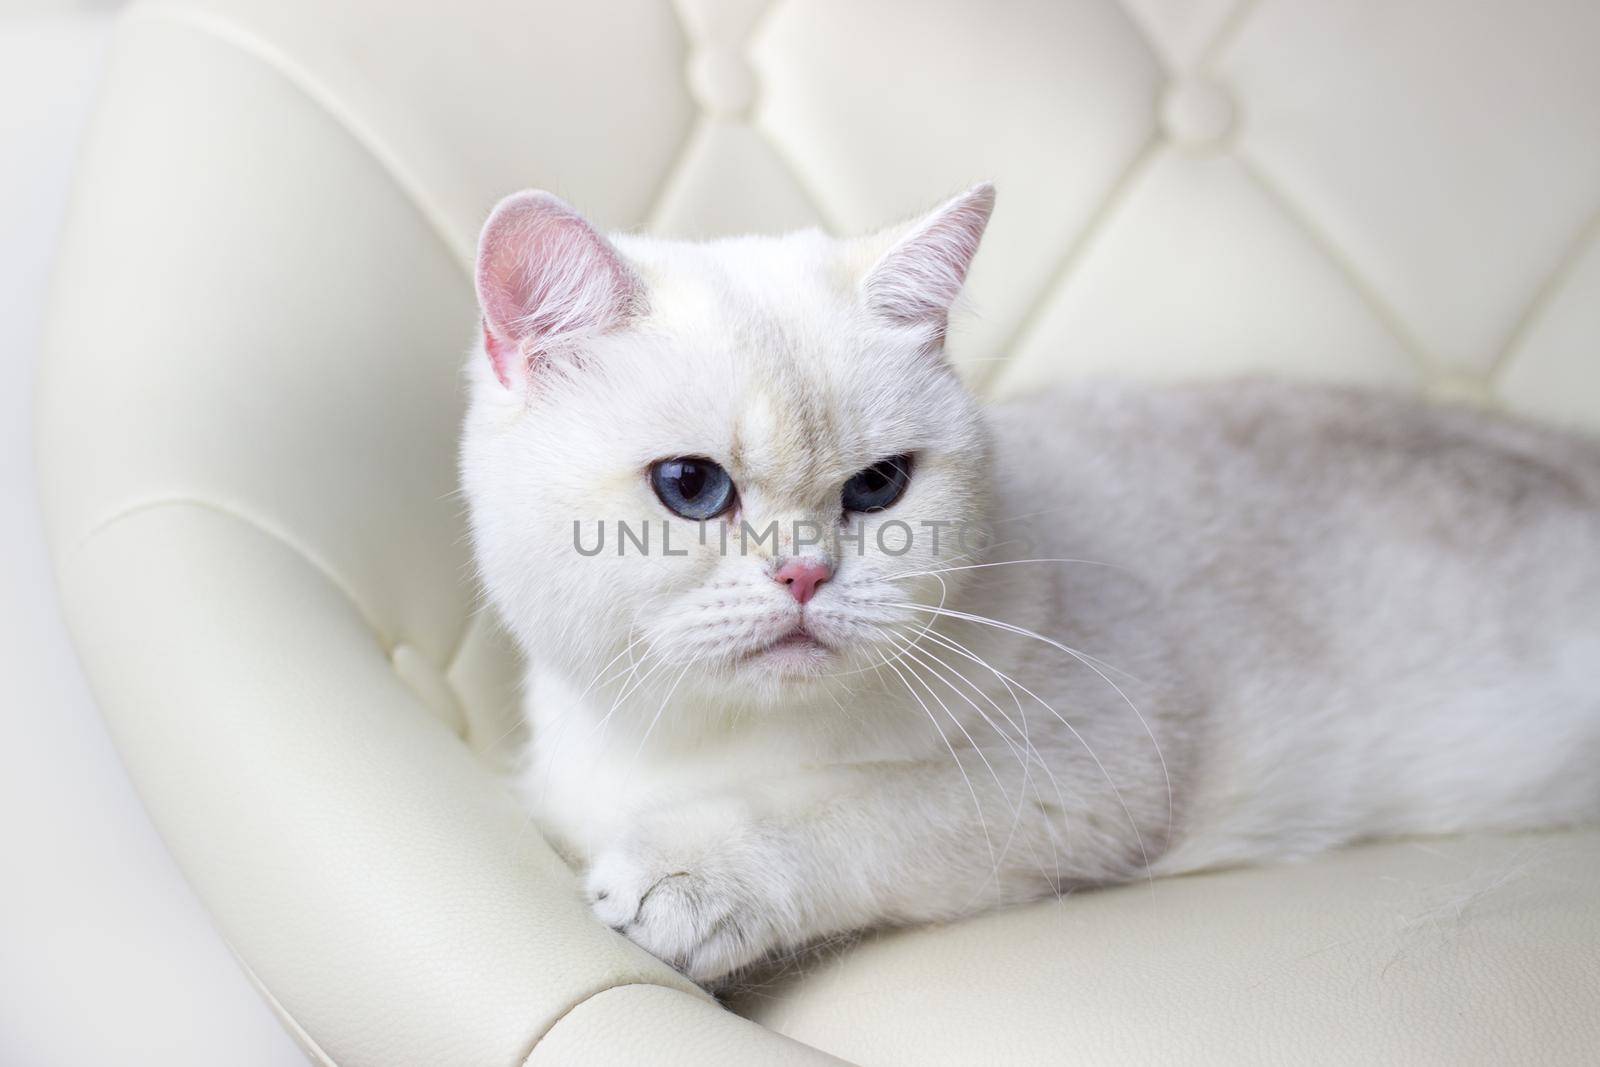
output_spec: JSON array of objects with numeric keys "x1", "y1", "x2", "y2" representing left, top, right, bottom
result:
[
  {"x1": 989, "y1": 379, "x2": 1600, "y2": 863},
  {"x1": 991, "y1": 378, "x2": 1600, "y2": 554},
  {"x1": 992, "y1": 377, "x2": 1600, "y2": 668}
]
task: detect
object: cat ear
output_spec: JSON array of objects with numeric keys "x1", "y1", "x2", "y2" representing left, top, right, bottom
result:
[
  {"x1": 860, "y1": 182, "x2": 995, "y2": 343},
  {"x1": 475, "y1": 190, "x2": 644, "y2": 388}
]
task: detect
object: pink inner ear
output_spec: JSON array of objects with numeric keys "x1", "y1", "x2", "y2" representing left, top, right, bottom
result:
[
  {"x1": 475, "y1": 191, "x2": 643, "y2": 388},
  {"x1": 483, "y1": 323, "x2": 516, "y2": 387},
  {"x1": 863, "y1": 184, "x2": 995, "y2": 338}
]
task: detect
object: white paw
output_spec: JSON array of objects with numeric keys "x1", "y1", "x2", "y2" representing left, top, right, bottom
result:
[{"x1": 584, "y1": 803, "x2": 792, "y2": 984}]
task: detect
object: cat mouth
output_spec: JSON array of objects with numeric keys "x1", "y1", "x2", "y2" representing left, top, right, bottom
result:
[{"x1": 744, "y1": 623, "x2": 831, "y2": 664}]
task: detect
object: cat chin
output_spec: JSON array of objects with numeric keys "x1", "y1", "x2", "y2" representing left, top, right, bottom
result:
[
  {"x1": 697, "y1": 642, "x2": 854, "y2": 707},
  {"x1": 737, "y1": 638, "x2": 836, "y2": 678}
]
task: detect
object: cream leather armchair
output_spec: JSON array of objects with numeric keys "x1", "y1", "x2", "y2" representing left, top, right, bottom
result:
[{"x1": 38, "y1": 1, "x2": 1600, "y2": 1063}]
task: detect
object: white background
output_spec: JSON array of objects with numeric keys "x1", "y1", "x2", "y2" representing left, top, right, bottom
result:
[{"x1": 0, "y1": 2, "x2": 304, "y2": 1062}]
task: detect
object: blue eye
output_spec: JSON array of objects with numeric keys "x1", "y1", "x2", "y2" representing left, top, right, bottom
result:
[
  {"x1": 842, "y1": 454, "x2": 913, "y2": 513},
  {"x1": 650, "y1": 457, "x2": 736, "y2": 520}
]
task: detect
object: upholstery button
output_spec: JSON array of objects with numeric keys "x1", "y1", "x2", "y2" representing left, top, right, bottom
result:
[
  {"x1": 689, "y1": 49, "x2": 759, "y2": 119},
  {"x1": 1160, "y1": 78, "x2": 1236, "y2": 149}
]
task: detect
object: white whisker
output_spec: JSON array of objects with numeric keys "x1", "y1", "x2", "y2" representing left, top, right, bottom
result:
[
  {"x1": 876, "y1": 644, "x2": 998, "y2": 879},
  {"x1": 891, "y1": 600, "x2": 1173, "y2": 848},
  {"x1": 885, "y1": 556, "x2": 1130, "y2": 583},
  {"x1": 892, "y1": 636, "x2": 1069, "y2": 898},
  {"x1": 886, "y1": 601, "x2": 1156, "y2": 883},
  {"x1": 908, "y1": 629, "x2": 1073, "y2": 891}
]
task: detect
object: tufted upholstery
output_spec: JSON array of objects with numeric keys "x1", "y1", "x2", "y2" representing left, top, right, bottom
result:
[{"x1": 37, "y1": 1, "x2": 1600, "y2": 1064}]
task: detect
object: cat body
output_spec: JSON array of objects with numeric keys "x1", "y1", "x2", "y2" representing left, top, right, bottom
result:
[{"x1": 461, "y1": 186, "x2": 1600, "y2": 984}]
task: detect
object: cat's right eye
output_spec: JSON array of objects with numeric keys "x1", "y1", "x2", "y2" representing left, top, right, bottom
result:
[
  {"x1": 841, "y1": 454, "x2": 914, "y2": 514},
  {"x1": 649, "y1": 457, "x2": 736, "y2": 520}
]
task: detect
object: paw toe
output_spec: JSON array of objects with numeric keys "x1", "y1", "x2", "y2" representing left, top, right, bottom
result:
[{"x1": 585, "y1": 851, "x2": 650, "y2": 928}]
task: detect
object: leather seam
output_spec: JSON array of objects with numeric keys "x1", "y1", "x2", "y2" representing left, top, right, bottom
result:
[
  {"x1": 1196, "y1": 0, "x2": 1263, "y2": 69},
  {"x1": 518, "y1": 980, "x2": 704, "y2": 1066},
  {"x1": 440, "y1": 605, "x2": 485, "y2": 684},
  {"x1": 1231, "y1": 147, "x2": 1441, "y2": 377},
  {"x1": 746, "y1": 115, "x2": 848, "y2": 235},
  {"x1": 65, "y1": 496, "x2": 391, "y2": 649},
  {"x1": 1486, "y1": 196, "x2": 1600, "y2": 383},
  {"x1": 121, "y1": 0, "x2": 474, "y2": 274},
  {"x1": 228, "y1": 948, "x2": 340, "y2": 1067},
  {"x1": 106, "y1": 1, "x2": 484, "y2": 675},
  {"x1": 986, "y1": 0, "x2": 1260, "y2": 395},
  {"x1": 739, "y1": 0, "x2": 788, "y2": 55},
  {"x1": 641, "y1": 111, "x2": 713, "y2": 233},
  {"x1": 740, "y1": 0, "x2": 852, "y2": 237},
  {"x1": 992, "y1": 133, "x2": 1165, "y2": 391},
  {"x1": 1105, "y1": 0, "x2": 1172, "y2": 78},
  {"x1": 639, "y1": 0, "x2": 723, "y2": 234}
]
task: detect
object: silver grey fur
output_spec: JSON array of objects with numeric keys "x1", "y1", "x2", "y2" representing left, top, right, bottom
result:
[{"x1": 979, "y1": 380, "x2": 1600, "y2": 883}]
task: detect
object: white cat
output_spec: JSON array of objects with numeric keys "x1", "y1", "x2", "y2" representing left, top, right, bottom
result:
[{"x1": 460, "y1": 184, "x2": 1600, "y2": 985}]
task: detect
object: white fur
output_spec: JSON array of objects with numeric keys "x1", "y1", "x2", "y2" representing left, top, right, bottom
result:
[{"x1": 460, "y1": 187, "x2": 1600, "y2": 985}]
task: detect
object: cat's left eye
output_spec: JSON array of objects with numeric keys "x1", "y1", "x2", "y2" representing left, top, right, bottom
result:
[
  {"x1": 650, "y1": 456, "x2": 736, "y2": 520},
  {"x1": 842, "y1": 455, "x2": 913, "y2": 513}
]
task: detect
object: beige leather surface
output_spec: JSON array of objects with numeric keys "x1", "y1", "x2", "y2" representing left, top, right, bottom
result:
[
  {"x1": 528, "y1": 985, "x2": 848, "y2": 1067},
  {"x1": 37, "y1": 1, "x2": 1600, "y2": 1064},
  {"x1": 733, "y1": 830, "x2": 1600, "y2": 1065}
]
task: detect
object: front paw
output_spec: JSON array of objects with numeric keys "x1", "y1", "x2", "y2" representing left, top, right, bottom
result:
[{"x1": 585, "y1": 805, "x2": 793, "y2": 984}]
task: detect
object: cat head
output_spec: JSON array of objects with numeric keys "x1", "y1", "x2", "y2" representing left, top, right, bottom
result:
[{"x1": 461, "y1": 185, "x2": 996, "y2": 715}]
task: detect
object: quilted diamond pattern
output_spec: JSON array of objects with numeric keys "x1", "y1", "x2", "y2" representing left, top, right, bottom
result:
[
  {"x1": 126, "y1": 0, "x2": 1599, "y2": 432},
  {"x1": 997, "y1": 152, "x2": 1421, "y2": 391},
  {"x1": 638, "y1": 0, "x2": 1600, "y2": 427},
  {"x1": 1224, "y1": 0, "x2": 1600, "y2": 376},
  {"x1": 1119, "y1": 0, "x2": 1244, "y2": 69},
  {"x1": 753, "y1": 0, "x2": 1162, "y2": 379}
]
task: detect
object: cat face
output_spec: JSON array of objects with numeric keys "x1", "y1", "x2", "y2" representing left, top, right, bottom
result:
[{"x1": 461, "y1": 187, "x2": 995, "y2": 712}]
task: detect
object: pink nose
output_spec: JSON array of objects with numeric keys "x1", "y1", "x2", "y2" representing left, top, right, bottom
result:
[{"x1": 774, "y1": 558, "x2": 832, "y2": 605}]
